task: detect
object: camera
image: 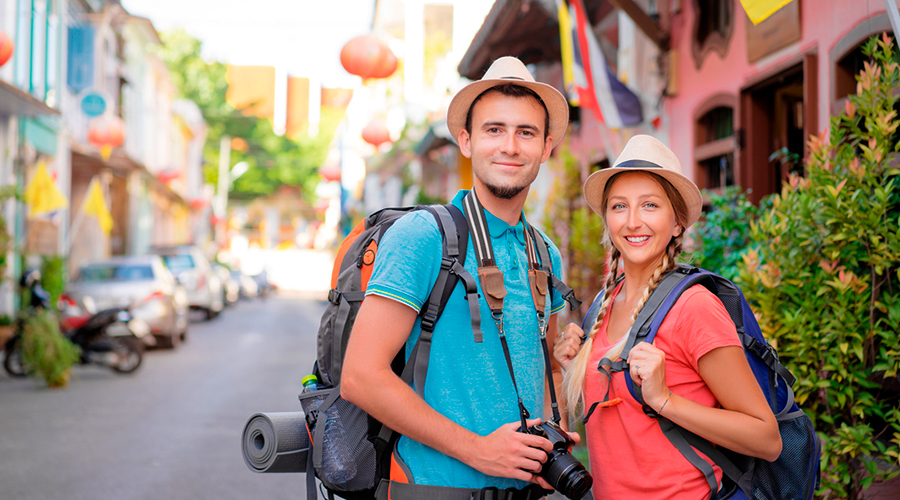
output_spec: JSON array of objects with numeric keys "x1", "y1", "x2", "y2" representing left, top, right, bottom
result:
[{"x1": 522, "y1": 420, "x2": 593, "y2": 500}]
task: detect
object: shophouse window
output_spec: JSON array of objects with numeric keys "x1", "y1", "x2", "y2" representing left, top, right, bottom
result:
[
  {"x1": 694, "y1": 99, "x2": 736, "y2": 193},
  {"x1": 691, "y1": 0, "x2": 733, "y2": 67}
]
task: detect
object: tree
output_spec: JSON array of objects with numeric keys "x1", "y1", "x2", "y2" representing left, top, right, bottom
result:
[
  {"x1": 738, "y1": 34, "x2": 899, "y2": 499},
  {"x1": 156, "y1": 29, "x2": 329, "y2": 201}
]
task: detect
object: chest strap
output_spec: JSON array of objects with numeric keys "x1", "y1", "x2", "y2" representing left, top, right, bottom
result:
[{"x1": 462, "y1": 189, "x2": 562, "y2": 428}]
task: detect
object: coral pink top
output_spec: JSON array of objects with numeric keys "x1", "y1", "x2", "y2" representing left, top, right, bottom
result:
[{"x1": 584, "y1": 282, "x2": 742, "y2": 499}]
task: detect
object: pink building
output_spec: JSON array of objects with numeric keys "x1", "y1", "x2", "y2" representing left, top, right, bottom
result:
[{"x1": 455, "y1": 0, "x2": 894, "y2": 206}]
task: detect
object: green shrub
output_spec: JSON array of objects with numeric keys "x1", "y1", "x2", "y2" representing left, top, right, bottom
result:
[
  {"x1": 544, "y1": 139, "x2": 606, "y2": 326},
  {"x1": 39, "y1": 255, "x2": 66, "y2": 311},
  {"x1": 737, "y1": 34, "x2": 900, "y2": 499},
  {"x1": 20, "y1": 310, "x2": 80, "y2": 388},
  {"x1": 688, "y1": 187, "x2": 761, "y2": 281}
]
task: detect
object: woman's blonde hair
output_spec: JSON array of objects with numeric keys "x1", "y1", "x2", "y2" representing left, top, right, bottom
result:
[{"x1": 563, "y1": 171, "x2": 688, "y2": 416}]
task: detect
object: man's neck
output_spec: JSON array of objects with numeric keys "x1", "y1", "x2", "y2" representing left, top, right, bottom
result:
[{"x1": 471, "y1": 184, "x2": 528, "y2": 226}]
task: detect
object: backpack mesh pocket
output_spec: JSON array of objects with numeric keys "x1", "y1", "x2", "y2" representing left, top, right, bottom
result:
[
  {"x1": 750, "y1": 412, "x2": 820, "y2": 500},
  {"x1": 300, "y1": 388, "x2": 377, "y2": 491}
]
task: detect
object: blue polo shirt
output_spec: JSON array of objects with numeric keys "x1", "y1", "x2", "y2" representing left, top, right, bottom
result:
[{"x1": 366, "y1": 190, "x2": 565, "y2": 489}]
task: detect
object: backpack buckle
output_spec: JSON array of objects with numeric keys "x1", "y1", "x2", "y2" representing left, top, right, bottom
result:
[
  {"x1": 421, "y1": 312, "x2": 438, "y2": 332},
  {"x1": 471, "y1": 486, "x2": 518, "y2": 500},
  {"x1": 305, "y1": 409, "x2": 318, "y2": 428},
  {"x1": 327, "y1": 289, "x2": 341, "y2": 305}
]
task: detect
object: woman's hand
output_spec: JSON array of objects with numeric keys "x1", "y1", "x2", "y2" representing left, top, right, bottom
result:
[
  {"x1": 553, "y1": 322, "x2": 584, "y2": 371},
  {"x1": 626, "y1": 342, "x2": 670, "y2": 411}
]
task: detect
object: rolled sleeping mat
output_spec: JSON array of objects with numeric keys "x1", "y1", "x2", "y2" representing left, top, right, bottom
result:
[{"x1": 242, "y1": 412, "x2": 309, "y2": 473}]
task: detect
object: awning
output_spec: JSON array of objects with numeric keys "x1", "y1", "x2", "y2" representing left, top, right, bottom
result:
[
  {"x1": 457, "y1": 0, "x2": 665, "y2": 80},
  {"x1": 0, "y1": 79, "x2": 61, "y2": 117}
]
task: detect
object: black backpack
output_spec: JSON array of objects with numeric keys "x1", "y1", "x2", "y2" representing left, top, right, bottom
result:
[
  {"x1": 582, "y1": 265, "x2": 821, "y2": 500},
  {"x1": 300, "y1": 204, "x2": 478, "y2": 500}
]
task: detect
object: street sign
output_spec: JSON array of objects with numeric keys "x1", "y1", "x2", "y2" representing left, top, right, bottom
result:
[{"x1": 80, "y1": 91, "x2": 107, "y2": 117}]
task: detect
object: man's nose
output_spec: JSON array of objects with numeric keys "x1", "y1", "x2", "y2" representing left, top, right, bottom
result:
[{"x1": 499, "y1": 132, "x2": 520, "y2": 155}]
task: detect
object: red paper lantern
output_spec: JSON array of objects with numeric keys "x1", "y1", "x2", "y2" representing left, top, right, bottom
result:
[
  {"x1": 0, "y1": 31, "x2": 13, "y2": 68},
  {"x1": 319, "y1": 165, "x2": 342, "y2": 182},
  {"x1": 158, "y1": 170, "x2": 181, "y2": 183},
  {"x1": 340, "y1": 34, "x2": 397, "y2": 80},
  {"x1": 88, "y1": 115, "x2": 126, "y2": 149},
  {"x1": 362, "y1": 118, "x2": 392, "y2": 147},
  {"x1": 188, "y1": 198, "x2": 208, "y2": 210}
]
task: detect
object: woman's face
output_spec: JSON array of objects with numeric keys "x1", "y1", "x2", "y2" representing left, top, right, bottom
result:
[{"x1": 604, "y1": 172, "x2": 682, "y2": 272}]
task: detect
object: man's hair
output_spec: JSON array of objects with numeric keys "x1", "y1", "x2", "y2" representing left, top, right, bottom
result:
[{"x1": 464, "y1": 84, "x2": 550, "y2": 140}]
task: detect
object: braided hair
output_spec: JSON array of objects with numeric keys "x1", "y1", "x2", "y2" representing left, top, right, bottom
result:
[{"x1": 562, "y1": 172, "x2": 688, "y2": 416}]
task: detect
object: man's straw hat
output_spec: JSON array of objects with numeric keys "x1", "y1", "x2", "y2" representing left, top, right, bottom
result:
[
  {"x1": 583, "y1": 135, "x2": 703, "y2": 227},
  {"x1": 447, "y1": 56, "x2": 569, "y2": 148}
]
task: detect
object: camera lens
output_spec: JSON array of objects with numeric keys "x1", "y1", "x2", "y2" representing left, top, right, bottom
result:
[{"x1": 543, "y1": 449, "x2": 593, "y2": 500}]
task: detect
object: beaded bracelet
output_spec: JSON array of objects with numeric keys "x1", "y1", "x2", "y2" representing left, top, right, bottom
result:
[{"x1": 659, "y1": 391, "x2": 673, "y2": 415}]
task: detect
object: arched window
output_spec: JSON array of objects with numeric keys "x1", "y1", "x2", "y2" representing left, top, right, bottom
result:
[
  {"x1": 691, "y1": 0, "x2": 733, "y2": 68},
  {"x1": 694, "y1": 95, "x2": 737, "y2": 194},
  {"x1": 830, "y1": 14, "x2": 894, "y2": 114}
]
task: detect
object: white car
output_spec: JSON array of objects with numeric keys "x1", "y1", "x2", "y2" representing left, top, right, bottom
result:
[{"x1": 149, "y1": 245, "x2": 224, "y2": 320}]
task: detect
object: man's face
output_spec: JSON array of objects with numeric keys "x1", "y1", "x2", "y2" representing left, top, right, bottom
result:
[{"x1": 458, "y1": 91, "x2": 553, "y2": 200}]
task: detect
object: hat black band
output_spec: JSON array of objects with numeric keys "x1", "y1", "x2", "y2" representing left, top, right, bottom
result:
[{"x1": 616, "y1": 159, "x2": 663, "y2": 170}]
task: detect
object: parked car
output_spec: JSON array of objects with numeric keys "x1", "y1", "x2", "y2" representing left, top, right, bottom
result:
[
  {"x1": 214, "y1": 264, "x2": 240, "y2": 307},
  {"x1": 63, "y1": 255, "x2": 189, "y2": 349},
  {"x1": 231, "y1": 269, "x2": 258, "y2": 299},
  {"x1": 149, "y1": 245, "x2": 224, "y2": 320}
]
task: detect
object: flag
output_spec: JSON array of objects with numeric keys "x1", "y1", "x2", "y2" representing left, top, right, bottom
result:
[
  {"x1": 23, "y1": 161, "x2": 69, "y2": 217},
  {"x1": 556, "y1": 0, "x2": 584, "y2": 106},
  {"x1": 740, "y1": 0, "x2": 793, "y2": 25},
  {"x1": 560, "y1": 0, "x2": 643, "y2": 128},
  {"x1": 83, "y1": 178, "x2": 113, "y2": 236}
]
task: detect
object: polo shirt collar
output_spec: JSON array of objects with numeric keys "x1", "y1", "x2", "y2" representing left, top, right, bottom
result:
[{"x1": 451, "y1": 190, "x2": 527, "y2": 244}]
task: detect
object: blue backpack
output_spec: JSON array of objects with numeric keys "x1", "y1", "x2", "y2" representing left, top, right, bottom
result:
[{"x1": 582, "y1": 264, "x2": 821, "y2": 500}]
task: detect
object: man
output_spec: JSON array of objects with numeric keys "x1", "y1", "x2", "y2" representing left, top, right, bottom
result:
[{"x1": 342, "y1": 57, "x2": 575, "y2": 499}]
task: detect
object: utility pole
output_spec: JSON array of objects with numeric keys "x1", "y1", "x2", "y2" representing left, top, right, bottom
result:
[{"x1": 215, "y1": 135, "x2": 231, "y2": 248}]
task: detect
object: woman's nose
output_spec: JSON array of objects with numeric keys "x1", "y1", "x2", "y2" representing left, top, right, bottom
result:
[{"x1": 626, "y1": 209, "x2": 642, "y2": 229}]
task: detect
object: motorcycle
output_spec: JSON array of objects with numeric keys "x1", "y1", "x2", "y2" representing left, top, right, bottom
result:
[{"x1": 3, "y1": 270, "x2": 154, "y2": 377}]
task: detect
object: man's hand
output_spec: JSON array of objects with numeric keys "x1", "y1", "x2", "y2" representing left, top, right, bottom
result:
[{"x1": 463, "y1": 418, "x2": 554, "y2": 485}]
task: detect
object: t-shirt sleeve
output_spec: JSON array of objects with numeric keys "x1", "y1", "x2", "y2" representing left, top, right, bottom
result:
[
  {"x1": 669, "y1": 285, "x2": 743, "y2": 371},
  {"x1": 365, "y1": 211, "x2": 442, "y2": 312}
]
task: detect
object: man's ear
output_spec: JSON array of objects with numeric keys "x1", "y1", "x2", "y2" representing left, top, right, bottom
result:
[
  {"x1": 458, "y1": 129, "x2": 472, "y2": 158},
  {"x1": 541, "y1": 134, "x2": 554, "y2": 163}
]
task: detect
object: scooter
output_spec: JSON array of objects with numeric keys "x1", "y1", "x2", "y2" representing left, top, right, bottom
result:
[{"x1": 3, "y1": 270, "x2": 153, "y2": 377}]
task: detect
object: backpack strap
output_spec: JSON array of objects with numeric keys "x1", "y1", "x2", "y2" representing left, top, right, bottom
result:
[
  {"x1": 373, "y1": 204, "x2": 476, "y2": 465},
  {"x1": 526, "y1": 225, "x2": 582, "y2": 311}
]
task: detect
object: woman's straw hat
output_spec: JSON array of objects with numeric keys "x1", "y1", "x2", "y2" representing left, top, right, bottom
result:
[
  {"x1": 583, "y1": 135, "x2": 703, "y2": 227},
  {"x1": 447, "y1": 56, "x2": 569, "y2": 148}
]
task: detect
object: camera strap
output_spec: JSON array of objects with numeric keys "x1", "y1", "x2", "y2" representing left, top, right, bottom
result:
[{"x1": 462, "y1": 190, "x2": 562, "y2": 428}]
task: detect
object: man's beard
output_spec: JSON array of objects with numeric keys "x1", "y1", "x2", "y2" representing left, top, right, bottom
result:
[{"x1": 483, "y1": 182, "x2": 526, "y2": 200}]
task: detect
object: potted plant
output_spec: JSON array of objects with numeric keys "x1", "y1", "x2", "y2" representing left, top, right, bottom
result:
[{"x1": 19, "y1": 309, "x2": 80, "y2": 388}]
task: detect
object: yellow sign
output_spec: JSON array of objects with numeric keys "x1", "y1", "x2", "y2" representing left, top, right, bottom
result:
[{"x1": 740, "y1": 0, "x2": 794, "y2": 25}]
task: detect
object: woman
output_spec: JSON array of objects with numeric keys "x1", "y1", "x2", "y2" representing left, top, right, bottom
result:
[{"x1": 554, "y1": 135, "x2": 781, "y2": 499}]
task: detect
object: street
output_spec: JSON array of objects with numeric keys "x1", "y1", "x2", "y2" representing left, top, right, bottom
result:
[{"x1": 0, "y1": 294, "x2": 326, "y2": 500}]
